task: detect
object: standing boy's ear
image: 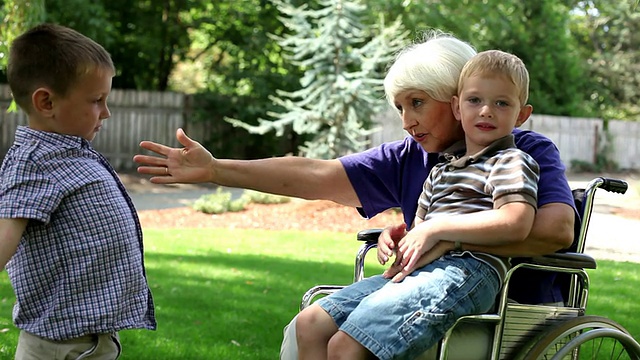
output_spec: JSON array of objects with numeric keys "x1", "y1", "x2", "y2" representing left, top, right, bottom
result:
[
  {"x1": 32, "y1": 88, "x2": 55, "y2": 118},
  {"x1": 515, "y1": 104, "x2": 533, "y2": 127},
  {"x1": 451, "y1": 95, "x2": 462, "y2": 121}
]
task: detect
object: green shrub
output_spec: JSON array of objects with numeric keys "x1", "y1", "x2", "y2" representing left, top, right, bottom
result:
[
  {"x1": 241, "y1": 190, "x2": 291, "y2": 204},
  {"x1": 570, "y1": 130, "x2": 619, "y2": 173},
  {"x1": 192, "y1": 189, "x2": 290, "y2": 215},
  {"x1": 570, "y1": 155, "x2": 619, "y2": 173},
  {"x1": 192, "y1": 188, "x2": 249, "y2": 214}
]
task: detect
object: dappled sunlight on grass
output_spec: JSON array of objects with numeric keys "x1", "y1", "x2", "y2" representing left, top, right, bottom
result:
[
  {"x1": 0, "y1": 228, "x2": 636, "y2": 359},
  {"x1": 586, "y1": 260, "x2": 640, "y2": 339},
  {"x1": 128, "y1": 228, "x2": 374, "y2": 359}
]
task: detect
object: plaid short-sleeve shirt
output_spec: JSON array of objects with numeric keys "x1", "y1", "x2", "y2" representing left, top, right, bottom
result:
[{"x1": 0, "y1": 126, "x2": 156, "y2": 340}]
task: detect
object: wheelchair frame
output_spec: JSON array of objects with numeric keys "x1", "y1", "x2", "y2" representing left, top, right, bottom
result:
[{"x1": 300, "y1": 177, "x2": 640, "y2": 359}]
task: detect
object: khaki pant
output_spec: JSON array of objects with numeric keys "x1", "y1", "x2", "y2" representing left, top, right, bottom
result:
[{"x1": 15, "y1": 331, "x2": 121, "y2": 360}]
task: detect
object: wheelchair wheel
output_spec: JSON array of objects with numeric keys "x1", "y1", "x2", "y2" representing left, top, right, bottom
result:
[{"x1": 523, "y1": 315, "x2": 640, "y2": 360}]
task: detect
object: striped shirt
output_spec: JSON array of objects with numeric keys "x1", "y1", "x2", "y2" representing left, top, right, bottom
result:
[
  {"x1": 0, "y1": 126, "x2": 156, "y2": 340},
  {"x1": 416, "y1": 135, "x2": 540, "y2": 280}
]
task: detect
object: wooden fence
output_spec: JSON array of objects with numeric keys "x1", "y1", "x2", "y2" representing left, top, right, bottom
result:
[
  {"x1": 371, "y1": 108, "x2": 640, "y2": 170},
  {"x1": 0, "y1": 84, "x2": 185, "y2": 171},
  {"x1": 609, "y1": 120, "x2": 640, "y2": 169},
  {"x1": 2, "y1": 83, "x2": 640, "y2": 171}
]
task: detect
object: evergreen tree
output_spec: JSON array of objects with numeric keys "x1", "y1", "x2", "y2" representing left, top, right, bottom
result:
[{"x1": 228, "y1": 0, "x2": 407, "y2": 159}]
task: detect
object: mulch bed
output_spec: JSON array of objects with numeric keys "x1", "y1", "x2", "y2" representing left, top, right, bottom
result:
[{"x1": 137, "y1": 199, "x2": 404, "y2": 232}]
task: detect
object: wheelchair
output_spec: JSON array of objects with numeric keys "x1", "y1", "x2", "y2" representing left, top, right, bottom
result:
[{"x1": 300, "y1": 177, "x2": 640, "y2": 359}]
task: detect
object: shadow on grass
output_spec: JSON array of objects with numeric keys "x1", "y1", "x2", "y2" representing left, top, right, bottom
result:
[
  {"x1": 0, "y1": 250, "x2": 360, "y2": 359},
  {"x1": 2, "y1": 240, "x2": 637, "y2": 359},
  {"x1": 124, "y1": 251, "x2": 359, "y2": 359},
  {"x1": 1, "y1": 228, "x2": 376, "y2": 359}
]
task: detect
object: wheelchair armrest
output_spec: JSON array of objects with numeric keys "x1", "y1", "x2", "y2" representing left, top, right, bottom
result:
[
  {"x1": 528, "y1": 252, "x2": 597, "y2": 270},
  {"x1": 356, "y1": 229, "x2": 597, "y2": 269},
  {"x1": 357, "y1": 228, "x2": 383, "y2": 243}
]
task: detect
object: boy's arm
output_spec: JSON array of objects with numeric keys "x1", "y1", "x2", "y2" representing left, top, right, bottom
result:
[
  {"x1": 392, "y1": 201, "x2": 535, "y2": 281},
  {"x1": 385, "y1": 202, "x2": 572, "y2": 281},
  {"x1": 460, "y1": 202, "x2": 574, "y2": 256},
  {"x1": 0, "y1": 218, "x2": 28, "y2": 270},
  {"x1": 410, "y1": 201, "x2": 535, "y2": 247}
]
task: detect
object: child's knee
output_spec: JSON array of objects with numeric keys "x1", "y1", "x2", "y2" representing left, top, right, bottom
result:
[
  {"x1": 296, "y1": 305, "x2": 323, "y2": 335},
  {"x1": 296, "y1": 305, "x2": 335, "y2": 343},
  {"x1": 328, "y1": 331, "x2": 373, "y2": 359}
]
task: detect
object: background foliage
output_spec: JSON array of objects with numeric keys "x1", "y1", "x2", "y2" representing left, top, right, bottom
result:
[
  {"x1": 227, "y1": 0, "x2": 408, "y2": 158},
  {"x1": 0, "y1": 0, "x2": 638, "y2": 157}
]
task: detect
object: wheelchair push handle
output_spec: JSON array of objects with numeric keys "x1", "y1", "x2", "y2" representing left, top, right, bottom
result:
[{"x1": 599, "y1": 177, "x2": 628, "y2": 194}]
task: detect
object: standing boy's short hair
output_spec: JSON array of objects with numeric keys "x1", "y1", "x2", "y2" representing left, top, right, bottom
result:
[
  {"x1": 457, "y1": 50, "x2": 530, "y2": 105},
  {"x1": 7, "y1": 23, "x2": 115, "y2": 113}
]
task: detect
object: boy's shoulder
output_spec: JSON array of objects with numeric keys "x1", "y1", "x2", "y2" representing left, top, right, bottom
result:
[
  {"x1": 2, "y1": 135, "x2": 41, "y2": 167},
  {"x1": 2, "y1": 127, "x2": 87, "y2": 177},
  {"x1": 12, "y1": 127, "x2": 85, "y2": 155},
  {"x1": 0, "y1": 141, "x2": 42, "y2": 187},
  {"x1": 494, "y1": 147, "x2": 539, "y2": 167}
]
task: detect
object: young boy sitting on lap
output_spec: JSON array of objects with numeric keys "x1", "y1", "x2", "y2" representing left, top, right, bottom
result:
[{"x1": 296, "y1": 50, "x2": 539, "y2": 360}]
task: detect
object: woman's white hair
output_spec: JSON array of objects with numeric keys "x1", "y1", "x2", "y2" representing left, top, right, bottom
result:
[{"x1": 384, "y1": 31, "x2": 477, "y2": 105}]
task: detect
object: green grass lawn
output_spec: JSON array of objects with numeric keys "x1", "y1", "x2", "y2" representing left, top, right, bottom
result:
[{"x1": 0, "y1": 228, "x2": 638, "y2": 359}]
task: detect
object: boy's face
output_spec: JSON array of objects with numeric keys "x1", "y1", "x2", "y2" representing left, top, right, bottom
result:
[
  {"x1": 451, "y1": 74, "x2": 532, "y2": 154},
  {"x1": 45, "y1": 67, "x2": 113, "y2": 141}
]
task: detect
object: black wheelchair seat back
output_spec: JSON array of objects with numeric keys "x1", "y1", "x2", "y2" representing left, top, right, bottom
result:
[
  {"x1": 569, "y1": 188, "x2": 586, "y2": 253},
  {"x1": 554, "y1": 188, "x2": 586, "y2": 302}
]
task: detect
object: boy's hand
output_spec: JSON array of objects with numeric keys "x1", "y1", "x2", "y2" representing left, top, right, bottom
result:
[
  {"x1": 376, "y1": 224, "x2": 406, "y2": 265},
  {"x1": 395, "y1": 222, "x2": 440, "y2": 271},
  {"x1": 384, "y1": 241, "x2": 454, "y2": 282}
]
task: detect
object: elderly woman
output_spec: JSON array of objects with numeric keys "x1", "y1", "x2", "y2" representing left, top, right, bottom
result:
[{"x1": 134, "y1": 31, "x2": 574, "y2": 359}]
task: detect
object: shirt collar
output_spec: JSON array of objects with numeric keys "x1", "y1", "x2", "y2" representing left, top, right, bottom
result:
[
  {"x1": 439, "y1": 134, "x2": 516, "y2": 169},
  {"x1": 14, "y1": 126, "x2": 92, "y2": 149}
]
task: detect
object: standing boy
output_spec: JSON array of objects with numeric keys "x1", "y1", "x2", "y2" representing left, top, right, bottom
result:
[
  {"x1": 295, "y1": 50, "x2": 540, "y2": 359},
  {"x1": 0, "y1": 24, "x2": 155, "y2": 359}
]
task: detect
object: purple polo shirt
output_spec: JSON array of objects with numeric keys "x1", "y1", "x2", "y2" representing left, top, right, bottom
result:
[{"x1": 339, "y1": 128, "x2": 575, "y2": 304}]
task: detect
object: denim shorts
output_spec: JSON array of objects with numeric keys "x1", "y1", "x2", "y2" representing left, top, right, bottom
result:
[{"x1": 315, "y1": 254, "x2": 500, "y2": 360}]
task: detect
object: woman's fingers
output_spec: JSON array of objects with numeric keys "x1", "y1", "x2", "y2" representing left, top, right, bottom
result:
[{"x1": 176, "y1": 128, "x2": 197, "y2": 148}]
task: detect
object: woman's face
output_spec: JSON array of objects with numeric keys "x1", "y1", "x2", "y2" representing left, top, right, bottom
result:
[{"x1": 392, "y1": 89, "x2": 464, "y2": 153}]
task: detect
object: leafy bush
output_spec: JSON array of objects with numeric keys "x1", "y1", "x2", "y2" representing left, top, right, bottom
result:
[
  {"x1": 192, "y1": 188, "x2": 249, "y2": 214},
  {"x1": 192, "y1": 189, "x2": 290, "y2": 214},
  {"x1": 241, "y1": 190, "x2": 291, "y2": 204}
]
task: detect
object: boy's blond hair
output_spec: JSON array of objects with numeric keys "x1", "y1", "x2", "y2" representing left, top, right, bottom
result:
[
  {"x1": 7, "y1": 23, "x2": 115, "y2": 113},
  {"x1": 457, "y1": 50, "x2": 529, "y2": 105}
]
